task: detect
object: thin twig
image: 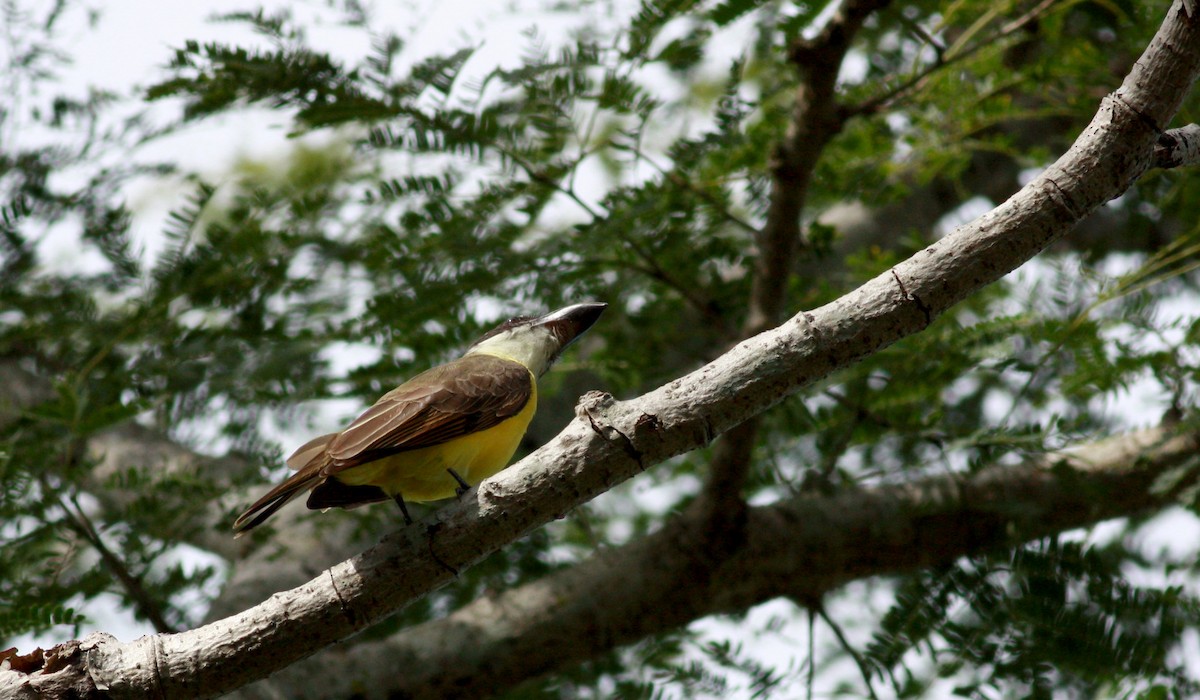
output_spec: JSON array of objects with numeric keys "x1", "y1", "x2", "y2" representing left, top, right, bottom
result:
[
  {"x1": 806, "y1": 606, "x2": 816, "y2": 700},
  {"x1": 817, "y1": 604, "x2": 880, "y2": 700},
  {"x1": 897, "y1": 13, "x2": 946, "y2": 59},
  {"x1": 586, "y1": 239, "x2": 739, "y2": 342},
  {"x1": 494, "y1": 144, "x2": 605, "y2": 220},
  {"x1": 59, "y1": 491, "x2": 177, "y2": 634},
  {"x1": 849, "y1": 0, "x2": 1057, "y2": 117},
  {"x1": 635, "y1": 152, "x2": 761, "y2": 236}
]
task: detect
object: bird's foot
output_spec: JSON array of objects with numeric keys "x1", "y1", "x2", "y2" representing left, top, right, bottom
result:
[
  {"x1": 447, "y1": 468, "x2": 471, "y2": 498},
  {"x1": 392, "y1": 493, "x2": 413, "y2": 526}
]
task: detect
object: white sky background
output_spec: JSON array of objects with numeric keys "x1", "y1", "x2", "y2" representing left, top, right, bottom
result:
[
  {"x1": 10, "y1": 0, "x2": 1200, "y2": 697},
  {"x1": 37, "y1": 0, "x2": 619, "y2": 267}
]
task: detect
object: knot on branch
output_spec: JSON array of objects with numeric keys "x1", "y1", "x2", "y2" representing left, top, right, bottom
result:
[
  {"x1": 891, "y1": 270, "x2": 932, "y2": 326},
  {"x1": 81, "y1": 631, "x2": 152, "y2": 696},
  {"x1": 577, "y1": 391, "x2": 647, "y2": 470},
  {"x1": 1154, "y1": 124, "x2": 1200, "y2": 169}
]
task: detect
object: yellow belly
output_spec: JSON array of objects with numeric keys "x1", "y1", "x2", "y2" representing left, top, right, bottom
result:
[{"x1": 334, "y1": 380, "x2": 537, "y2": 502}]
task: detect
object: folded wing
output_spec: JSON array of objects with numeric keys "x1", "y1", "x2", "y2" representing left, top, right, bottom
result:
[{"x1": 322, "y1": 353, "x2": 533, "y2": 474}]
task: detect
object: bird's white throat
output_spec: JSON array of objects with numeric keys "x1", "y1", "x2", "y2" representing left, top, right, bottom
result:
[{"x1": 465, "y1": 326, "x2": 560, "y2": 375}]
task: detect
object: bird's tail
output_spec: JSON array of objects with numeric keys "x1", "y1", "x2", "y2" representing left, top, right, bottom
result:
[{"x1": 232, "y1": 433, "x2": 336, "y2": 537}]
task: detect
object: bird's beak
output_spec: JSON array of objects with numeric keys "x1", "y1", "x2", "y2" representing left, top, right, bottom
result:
[{"x1": 536, "y1": 302, "x2": 607, "y2": 349}]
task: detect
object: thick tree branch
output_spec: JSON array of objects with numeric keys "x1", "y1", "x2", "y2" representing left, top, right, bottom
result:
[
  {"x1": 3, "y1": 2, "x2": 1198, "y2": 698},
  {"x1": 244, "y1": 424, "x2": 1200, "y2": 699},
  {"x1": 696, "y1": 416, "x2": 760, "y2": 514}
]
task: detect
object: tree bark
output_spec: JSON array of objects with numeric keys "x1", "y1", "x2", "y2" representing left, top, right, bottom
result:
[
  {"x1": 3, "y1": 1, "x2": 1199, "y2": 698},
  {"x1": 245, "y1": 425, "x2": 1199, "y2": 699}
]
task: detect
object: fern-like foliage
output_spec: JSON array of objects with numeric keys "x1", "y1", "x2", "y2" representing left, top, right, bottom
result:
[{"x1": 867, "y1": 540, "x2": 1200, "y2": 698}]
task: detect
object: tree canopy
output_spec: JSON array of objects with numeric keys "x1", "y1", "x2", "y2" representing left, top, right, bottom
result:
[{"x1": 3, "y1": 0, "x2": 1200, "y2": 697}]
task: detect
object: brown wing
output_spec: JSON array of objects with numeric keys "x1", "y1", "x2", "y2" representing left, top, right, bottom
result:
[
  {"x1": 323, "y1": 354, "x2": 532, "y2": 474},
  {"x1": 286, "y1": 432, "x2": 337, "y2": 470}
]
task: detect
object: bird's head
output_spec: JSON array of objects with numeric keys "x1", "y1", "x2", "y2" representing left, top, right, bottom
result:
[{"x1": 466, "y1": 302, "x2": 607, "y2": 375}]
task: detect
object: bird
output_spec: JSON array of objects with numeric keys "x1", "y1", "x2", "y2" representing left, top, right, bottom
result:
[{"x1": 232, "y1": 302, "x2": 607, "y2": 536}]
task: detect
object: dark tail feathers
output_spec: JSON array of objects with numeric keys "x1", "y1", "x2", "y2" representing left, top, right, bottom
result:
[{"x1": 232, "y1": 470, "x2": 321, "y2": 537}]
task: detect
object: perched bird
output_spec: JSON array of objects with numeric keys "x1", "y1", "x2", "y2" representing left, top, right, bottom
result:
[{"x1": 233, "y1": 302, "x2": 607, "y2": 536}]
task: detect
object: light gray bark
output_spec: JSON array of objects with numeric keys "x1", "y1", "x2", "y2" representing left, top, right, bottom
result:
[
  {"x1": 254, "y1": 425, "x2": 1200, "y2": 699},
  {"x1": 3, "y1": 1, "x2": 1199, "y2": 698}
]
